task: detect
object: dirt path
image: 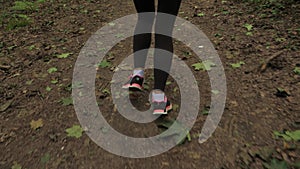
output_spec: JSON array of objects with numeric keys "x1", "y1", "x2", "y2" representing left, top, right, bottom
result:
[{"x1": 1, "y1": 0, "x2": 299, "y2": 168}]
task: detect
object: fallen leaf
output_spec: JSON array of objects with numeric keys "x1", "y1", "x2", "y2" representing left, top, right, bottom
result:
[
  {"x1": 30, "y1": 118, "x2": 43, "y2": 130},
  {"x1": 293, "y1": 67, "x2": 300, "y2": 75},
  {"x1": 97, "y1": 59, "x2": 111, "y2": 68},
  {"x1": 66, "y1": 125, "x2": 83, "y2": 138},
  {"x1": 211, "y1": 90, "x2": 220, "y2": 95},
  {"x1": 275, "y1": 88, "x2": 290, "y2": 98},
  {"x1": 231, "y1": 61, "x2": 245, "y2": 68},
  {"x1": 61, "y1": 97, "x2": 73, "y2": 106},
  {"x1": 11, "y1": 161, "x2": 22, "y2": 169},
  {"x1": 0, "y1": 99, "x2": 14, "y2": 112},
  {"x1": 47, "y1": 67, "x2": 57, "y2": 73},
  {"x1": 56, "y1": 53, "x2": 72, "y2": 59},
  {"x1": 192, "y1": 60, "x2": 216, "y2": 71},
  {"x1": 285, "y1": 130, "x2": 300, "y2": 141}
]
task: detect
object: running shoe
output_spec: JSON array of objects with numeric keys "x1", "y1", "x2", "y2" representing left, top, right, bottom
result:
[
  {"x1": 122, "y1": 75, "x2": 144, "y2": 91},
  {"x1": 151, "y1": 95, "x2": 172, "y2": 115}
]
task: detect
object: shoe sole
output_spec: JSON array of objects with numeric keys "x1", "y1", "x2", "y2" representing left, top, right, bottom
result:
[
  {"x1": 153, "y1": 104, "x2": 172, "y2": 115},
  {"x1": 122, "y1": 84, "x2": 143, "y2": 91}
]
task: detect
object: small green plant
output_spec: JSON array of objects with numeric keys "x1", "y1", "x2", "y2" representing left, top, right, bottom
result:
[
  {"x1": 273, "y1": 130, "x2": 300, "y2": 141},
  {"x1": 244, "y1": 23, "x2": 253, "y2": 31},
  {"x1": 97, "y1": 59, "x2": 111, "y2": 68},
  {"x1": 231, "y1": 61, "x2": 245, "y2": 68},
  {"x1": 56, "y1": 53, "x2": 72, "y2": 59},
  {"x1": 50, "y1": 79, "x2": 58, "y2": 84},
  {"x1": 12, "y1": 1, "x2": 38, "y2": 11},
  {"x1": 6, "y1": 0, "x2": 45, "y2": 30},
  {"x1": 28, "y1": 45, "x2": 36, "y2": 50},
  {"x1": 46, "y1": 86, "x2": 52, "y2": 91},
  {"x1": 192, "y1": 60, "x2": 216, "y2": 71},
  {"x1": 243, "y1": 23, "x2": 253, "y2": 36},
  {"x1": 197, "y1": 12, "x2": 205, "y2": 17},
  {"x1": 7, "y1": 14, "x2": 32, "y2": 30},
  {"x1": 294, "y1": 67, "x2": 300, "y2": 75},
  {"x1": 61, "y1": 97, "x2": 73, "y2": 106},
  {"x1": 47, "y1": 67, "x2": 57, "y2": 73},
  {"x1": 12, "y1": 0, "x2": 45, "y2": 11},
  {"x1": 66, "y1": 125, "x2": 83, "y2": 138}
]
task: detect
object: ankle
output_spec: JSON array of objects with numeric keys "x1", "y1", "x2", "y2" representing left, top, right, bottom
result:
[
  {"x1": 152, "y1": 89, "x2": 164, "y2": 94},
  {"x1": 133, "y1": 68, "x2": 144, "y2": 77}
]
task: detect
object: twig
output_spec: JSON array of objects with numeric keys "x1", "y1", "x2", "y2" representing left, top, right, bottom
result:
[
  {"x1": 0, "y1": 64, "x2": 10, "y2": 70},
  {"x1": 259, "y1": 50, "x2": 285, "y2": 72}
]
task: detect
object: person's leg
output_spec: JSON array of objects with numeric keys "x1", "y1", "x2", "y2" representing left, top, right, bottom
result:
[
  {"x1": 133, "y1": 0, "x2": 155, "y2": 70},
  {"x1": 151, "y1": 0, "x2": 181, "y2": 114},
  {"x1": 154, "y1": 0, "x2": 182, "y2": 92},
  {"x1": 123, "y1": 0, "x2": 155, "y2": 90}
]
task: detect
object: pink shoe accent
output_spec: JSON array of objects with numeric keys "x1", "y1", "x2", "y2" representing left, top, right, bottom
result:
[
  {"x1": 130, "y1": 83, "x2": 142, "y2": 89},
  {"x1": 153, "y1": 109, "x2": 168, "y2": 115}
]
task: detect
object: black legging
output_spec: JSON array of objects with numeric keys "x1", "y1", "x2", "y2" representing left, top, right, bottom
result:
[{"x1": 133, "y1": 0, "x2": 182, "y2": 91}]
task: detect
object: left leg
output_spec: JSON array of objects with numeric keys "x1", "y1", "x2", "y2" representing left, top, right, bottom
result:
[{"x1": 154, "y1": 0, "x2": 182, "y2": 91}]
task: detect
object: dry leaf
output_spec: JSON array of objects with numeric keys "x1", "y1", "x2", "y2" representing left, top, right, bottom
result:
[{"x1": 30, "y1": 118, "x2": 43, "y2": 130}]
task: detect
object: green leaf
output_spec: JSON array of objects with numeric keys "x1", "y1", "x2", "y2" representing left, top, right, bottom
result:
[
  {"x1": 202, "y1": 108, "x2": 210, "y2": 115},
  {"x1": 12, "y1": 1, "x2": 37, "y2": 11},
  {"x1": 26, "y1": 80, "x2": 33, "y2": 85},
  {"x1": 28, "y1": 45, "x2": 35, "y2": 50},
  {"x1": 246, "y1": 32, "x2": 253, "y2": 36},
  {"x1": 47, "y1": 67, "x2": 57, "y2": 73},
  {"x1": 244, "y1": 23, "x2": 253, "y2": 31},
  {"x1": 211, "y1": 90, "x2": 220, "y2": 95},
  {"x1": 157, "y1": 119, "x2": 190, "y2": 144},
  {"x1": 97, "y1": 59, "x2": 111, "y2": 68},
  {"x1": 0, "y1": 99, "x2": 14, "y2": 112},
  {"x1": 166, "y1": 81, "x2": 172, "y2": 85},
  {"x1": 294, "y1": 67, "x2": 300, "y2": 75},
  {"x1": 46, "y1": 86, "x2": 52, "y2": 92},
  {"x1": 102, "y1": 89, "x2": 110, "y2": 94},
  {"x1": 265, "y1": 159, "x2": 288, "y2": 169},
  {"x1": 108, "y1": 22, "x2": 115, "y2": 26},
  {"x1": 36, "y1": 0, "x2": 46, "y2": 3},
  {"x1": 197, "y1": 12, "x2": 205, "y2": 17},
  {"x1": 61, "y1": 97, "x2": 73, "y2": 106},
  {"x1": 40, "y1": 153, "x2": 50, "y2": 164},
  {"x1": 7, "y1": 14, "x2": 32, "y2": 30},
  {"x1": 231, "y1": 61, "x2": 245, "y2": 68},
  {"x1": 56, "y1": 53, "x2": 72, "y2": 59},
  {"x1": 66, "y1": 125, "x2": 83, "y2": 138},
  {"x1": 192, "y1": 60, "x2": 216, "y2": 71},
  {"x1": 51, "y1": 79, "x2": 58, "y2": 84},
  {"x1": 11, "y1": 162, "x2": 22, "y2": 169},
  {"x1": 115, "y1": 33, "x2": 124, "y2": 38},
  {"x1": 285, "y1": 130, "x2": 300, "y2": 141},
  {"x1": 273, "y1": 131, "x2": 293, "y2": 141}
]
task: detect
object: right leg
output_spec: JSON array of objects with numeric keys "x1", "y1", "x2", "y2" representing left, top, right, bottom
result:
[{"x1": 151, "y1": 0, "x2": 181, "y2": 114}]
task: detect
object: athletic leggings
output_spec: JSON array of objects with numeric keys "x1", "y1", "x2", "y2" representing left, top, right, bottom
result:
[{"x1": 133, "y1": 0, "x2": 182, "y2": 91}]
